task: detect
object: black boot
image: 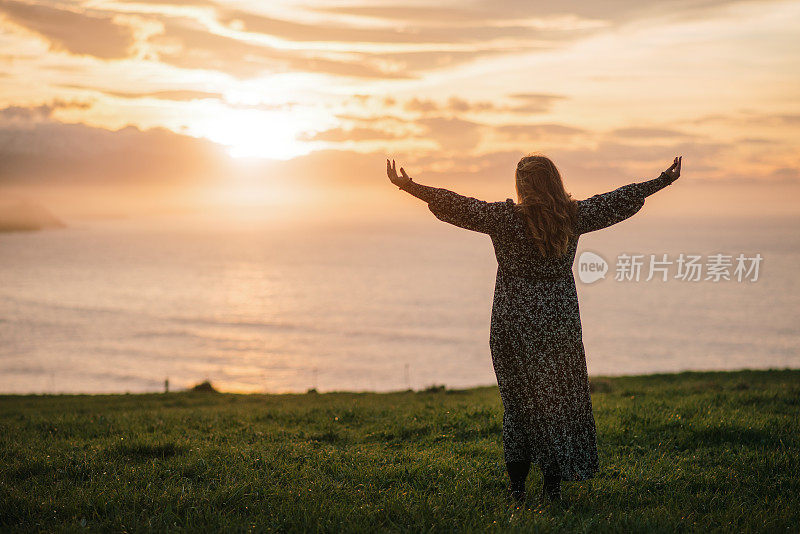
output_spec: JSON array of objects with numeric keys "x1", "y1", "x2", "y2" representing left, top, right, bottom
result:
[
  {"x1": 541, "y1": 473, "x2": 561, "y2": 502},
  {"x1": 505, "y1": 461, "x2": 530, "y2": 504}
]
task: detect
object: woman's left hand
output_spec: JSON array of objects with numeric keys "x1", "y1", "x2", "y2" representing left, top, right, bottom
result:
[
  {"x1": 663, "y1": 156, "x2": 682, "y2": 183},
  {"x1": 386, "y1": 158, "x2": 411, "y2": 188}
]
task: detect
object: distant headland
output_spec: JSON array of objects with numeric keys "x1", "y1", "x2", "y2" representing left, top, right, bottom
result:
[{"x1": 0, "y1": 201, "x2": 66, "y2": 233}]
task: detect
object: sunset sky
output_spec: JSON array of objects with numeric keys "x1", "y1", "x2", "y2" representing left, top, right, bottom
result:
[{"x1": 1, "y1": 0, "x2": 799, "y2": 219}]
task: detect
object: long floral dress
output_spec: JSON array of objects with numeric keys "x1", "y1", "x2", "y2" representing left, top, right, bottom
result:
[{"x1": 399, "y1": 171, "x2": 674, "y2": 480}]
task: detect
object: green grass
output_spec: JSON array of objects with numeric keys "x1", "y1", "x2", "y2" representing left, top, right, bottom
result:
[{"x1": 1, "y1": 369, "x2": 799, "y2": 533}]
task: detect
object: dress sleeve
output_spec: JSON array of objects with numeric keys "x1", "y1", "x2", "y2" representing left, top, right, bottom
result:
[
  {"x1": 576, "y1": 172, "x2": 674, "y2": 235},
  {"x1": 399, "y1": 179, "x2": 509, "y2": 235}
]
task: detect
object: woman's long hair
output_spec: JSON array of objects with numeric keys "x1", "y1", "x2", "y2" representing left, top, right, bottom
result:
[{"x1": 514, "y1": 153, "x2": 578, "y2": 257}]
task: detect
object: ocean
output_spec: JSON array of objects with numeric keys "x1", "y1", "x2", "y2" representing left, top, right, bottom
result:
[{"x1": 1, "y1": 213, "x2": 798, "y2": 394}]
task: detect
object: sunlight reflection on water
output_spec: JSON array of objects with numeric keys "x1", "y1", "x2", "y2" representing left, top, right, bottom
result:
[{"x1": 1, "y1": 214, "x2": 797, "y2": 393}]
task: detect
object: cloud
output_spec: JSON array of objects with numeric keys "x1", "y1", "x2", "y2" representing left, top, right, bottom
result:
[
  {"x1": 506, "y1": 93, "x2": 568, "y2": 114},
  {"x1": 333, "y1": 113, "x2": 409, "y2": 128},
  {"x1": 2, "y1": 0, "x2": 733, "y2": 86},
  {"x1": 610, "y1": 127, "x2": 694, "y2": 138},
  {"x1": 1, "y1": 103, "x2": 796, "y2": 223},
  {"x1": 536, "y1": 139, "x2": 734, "y2": 190},
  {"x1": 221, "y1": 8, "x2": 597, "y2": 45},
  {"x1": 0, "y1": 103, "x2": 395, "y2": 193},
  {"x1": 0, "y1": 99, "x2": 92, "y2": 122},
  {"x1": 405, "y1": 149, "x2": 524, "y2": 186},
  {"x1": 311, "y1": 5, "x2": 504, "y2": 24},
  {"x1": 403, "y1": 97, "x2": 438, "y2": 114},
  {"x1": 313, "y1": 3, "x2": 604, "y2": 25},
  {"x1": 327, "y1": 110, "x2": 586, "y2": 149},
  {"x1": 220, "y1": 10, "x2": 407, "y2": 43},
  {"x1": 405, "y1": 96, "x2": 496, "y2": 114},
  {"x1": 766, "y1": 167, "x2": 800, "y2": 182},
  {"x1": 562, "y1": 139, "x2": 729, "y2": 164},
  {"x1": 401, "y1": 93, "x2": 568, "y2": 116},
  {"x1": 0, "y1": 0, "x2": 135, "y2": 59},
  {"x1": 462, "y1": 0, "x2": 756, "y2": 25},
  {"x1": 0, "y1": 103, "x2": 228, "y2": 186},
  {"x1": 319, "y1": 108, "x2": 490, "y2": 149},
  {"x1": 690, "y1": 111, "x2": 800, "y2": 127},
  {"x1": 1, "y1": 0, "x2": 788, "y2": 86},
  {"x1": 299, "y1": 127, "x2": 400, "y2": 142},
  {"x1": 416, "y1": 116, "x2": 485, "y2": 150},
  {"x1": 209, "y1": 10, "x2": 554, "y2": 78},
  {"x1": 99, "y1": 89, "x2": 224, "y2": 101},
  {"x1": 495, "y1": 123, "x2": 587, "y2": 140},
  {"x1": 202, "y1": 6, "x2": 618, "y2": 79},
  {"x1": 364, "y1": 47, "x2": 540, "y2": 77},
  {"x1": 149, "y1": 19, "x2": 406, "y2": 79},
  {"x1": 445, "y1": 97, "x2": 495, "y2": 114},
  {"x1": 61, "y1": 84, "x2": 300, "y2": 110},
  {"x1": 116, "y1": 0, "x2": 217, "y2": 5},
  {"x1": 309, "y1": 1, "x2": 764, "y2": 38},
  {"x1": 737, "y1": 137, "x2": 775, "y2": 145}
]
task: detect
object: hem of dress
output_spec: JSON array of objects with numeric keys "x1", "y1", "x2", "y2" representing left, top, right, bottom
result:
[{"x1": 505, "y1": 458, "x2": 598, "y2": 482}]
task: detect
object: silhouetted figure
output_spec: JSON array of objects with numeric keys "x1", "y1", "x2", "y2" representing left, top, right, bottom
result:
[{"x1": 387, "y1": 155, "x2": 682, "y2": 503}]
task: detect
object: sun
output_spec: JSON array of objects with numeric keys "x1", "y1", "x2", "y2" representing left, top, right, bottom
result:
[{"x1": 192, "y1": 107, "x2": 313, "y2": 160}]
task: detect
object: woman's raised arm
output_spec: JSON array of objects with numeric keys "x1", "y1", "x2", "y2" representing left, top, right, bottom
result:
[
  {"x1": 575, "y1": 156, "x2": 681, "y2": 235},
  {"x1": 387, "y1": 158, "x2": 509, "y2": 235}
]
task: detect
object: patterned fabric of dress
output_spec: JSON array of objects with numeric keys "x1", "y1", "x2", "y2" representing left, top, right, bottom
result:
[{"x1": 399, "y1": 172, "x2": 673, "y2": 480}]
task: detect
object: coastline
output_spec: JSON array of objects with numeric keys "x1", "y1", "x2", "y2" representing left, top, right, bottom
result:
[{"x1": 1, "y1": 367, "x2": 797, "y2": 397}]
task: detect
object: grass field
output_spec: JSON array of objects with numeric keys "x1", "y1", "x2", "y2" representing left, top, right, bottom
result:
[{"x1": 1, "y1": 369, "x2": 798, "y2": 532}]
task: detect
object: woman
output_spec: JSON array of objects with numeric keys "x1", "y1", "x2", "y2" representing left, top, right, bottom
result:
[{"x1": 386, "y1": 154, "x2": 682, "y2": 504}]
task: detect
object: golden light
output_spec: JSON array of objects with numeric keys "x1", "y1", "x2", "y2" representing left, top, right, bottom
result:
[{"x1": 190, "y1": 107, "x2": 313, "y2": 160}]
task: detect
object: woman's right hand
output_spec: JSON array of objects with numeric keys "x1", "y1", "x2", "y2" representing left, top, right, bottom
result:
[
  {"x1": 663, "y1": 156, "x2": 682, "y2": 183},
  {"x1": 387, "y1": 158, "x2": 412, "y2": 189}
]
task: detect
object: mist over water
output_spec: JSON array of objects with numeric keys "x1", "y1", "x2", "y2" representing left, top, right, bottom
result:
[{"x1": 1, "y1": 214, "x2": 797, "y2": 394}]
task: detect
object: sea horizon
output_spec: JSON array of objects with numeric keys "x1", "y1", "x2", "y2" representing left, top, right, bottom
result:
[{"x1": 2, "y1": 212, "x2": 797, "y2": 395}]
